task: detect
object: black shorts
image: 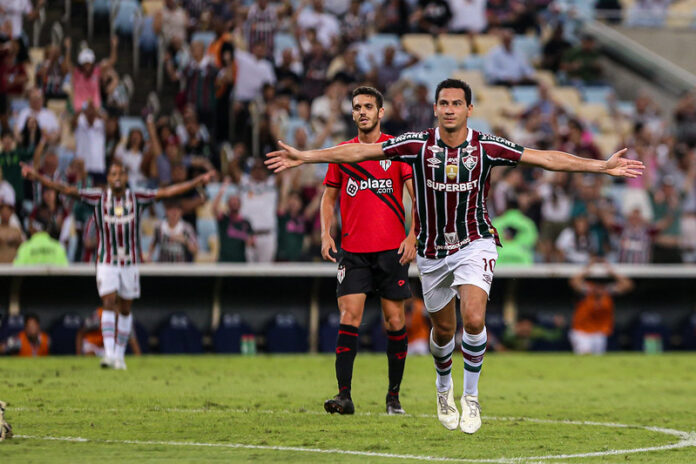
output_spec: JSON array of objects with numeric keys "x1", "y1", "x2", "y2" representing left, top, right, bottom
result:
[{"x1": 336, "y1": 249, "x2": 411, "y2": 300}]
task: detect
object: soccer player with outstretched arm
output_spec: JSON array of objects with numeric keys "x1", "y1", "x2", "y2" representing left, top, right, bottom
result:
[
  {"x1": 22, "y1": 160, "x2": 215, "y2": 370},
  {"x1": 266, "y1": 79, "x2": 644, "y2": 434},
  {"x1": 321, "y1": 86, "x2": 416, "y2": 416}
]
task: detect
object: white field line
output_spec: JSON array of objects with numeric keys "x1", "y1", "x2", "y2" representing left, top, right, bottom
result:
[{"x1": 10, "y1": 408, "x2": 696, "y2": 462}]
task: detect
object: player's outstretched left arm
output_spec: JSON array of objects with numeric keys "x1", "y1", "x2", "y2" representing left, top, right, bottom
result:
[
  {"x1": 520, "y1": 147, "x2": 645, "y2": 178},
  {"x1": 155, "y1": 170, "x2": 216, "y2": 200},
  {"x1": 265, "y1": 140, "x2": 385, "y2": 173},
  {"x1": 20, "y1": 162, "x2": 80, "y2": 197}
]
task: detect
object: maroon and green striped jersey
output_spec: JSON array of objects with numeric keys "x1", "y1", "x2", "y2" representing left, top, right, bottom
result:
[
  {"x1": 78, "y1": 188, "x2": 157, "y2": 265},
  {"x1": 382, "y1": 127, "x2": 524, "y2": 259}
]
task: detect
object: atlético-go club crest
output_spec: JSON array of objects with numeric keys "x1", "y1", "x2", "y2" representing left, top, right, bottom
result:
[
  {"x1": 337, "y1": 265, "x2": 346, "y2": 283},
  {"x1": 380, "y1": 160, "x2": 391, "y2": 171}
]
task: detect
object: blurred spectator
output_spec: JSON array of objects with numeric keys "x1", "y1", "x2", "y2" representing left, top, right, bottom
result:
[
  {"x1": 568, "y1": 261, "x2": 634, "y2": 355},
  {"x1": 172, "y1": 41, "x2": 220, "y2": 130},
  {"x1": 0, "y1": 199, "x2": 23, "y2": 262},
  {"x1": 28, "y1": 187, "x2": 66, "y2": 238},
  {"x1": 412, "y1": 0, "x2": 452, "y2": 35},
  {"x1": 556, "y1": 214, "x2": 596, "y2": 264},
  {"x1": 103, "y1": 114, "x2": 120, "y2": 163},
  {"x1": 448, "y1": 0, "x2": 487, "y2": 33},
  {"x1": 35, "y1": 39, "x2": 70, "y2": 99},
  {"x1": 276, "y1": 175, "x2": 319, "y2": 261},
  {"x1": 238, "y1": 159, "x2": 278, "y2": 263},
  {"x1": 0, "y1": 314, "x2": 49, "y2": 357},
  {"x1": 491, "y1": 208, "x2": 538, "y2": 265},
  {"x1": 627, "y1": 0, "x2": 670, "y2": 27},
  {"x1": 213, "y1": 179, "x2": 254, "y2": 262},
  {"x1": 73, "y1": 102, "x2": 106, "y2": 184},
  {"x1": 650, "y1": 175, "x2": 685, "y2": 263},
  {"x1": 409, "y1": 83, "x2": 435, "y2": 130},
  {"x1": 207, "y1": 17, "x2": 234, "y2": 69},
  {"x1": 154, "y1": 0, "x2": 188, "y2": 50},
  {"x1": 76, "y1": 308, "x2": 141, "y2": 356},
  {"x1": 275, "y1": 48, "x2": 302, "y2": 95},
  {"x1": 604, "y1": 207, "x2": 659, "y2": 264},
  {"x1": 148, "y1": 200, "x2": 197, "y2": 263},
  {"x1": 492, "y1": 168, "x2": 524, "y2": 215},
  {"x1": 234, "y1": 42, "x2": 276, "y2": 104},
  {"x1": 244, "y1": 0, "x2": 278, "y2": 59},
  {"x1": 484, "y1": 29, "x2": 536, "y2": 86},
  {"x1": 295, "y1": 0, "x2": 340, "y2": 49},
  {"x1": 296, "y1": 28, "x2": 332, "y2": 100},
  {"x1": 0, "y1": 166, "x2": 14, "y2": 206},
  {"x1": 500, "y1": 314, "x2": 566, "y2": 351},
  {"x1": 0, "y1": 40, "x2": 28, "y2": 102},
  {"x1": 341, "y1": 0, "x2": 371, "y2": 43},
  {"x1": 13, "y1": 217, "x2": 68, "y2": 265},
  {"x1": 81, "y1": 216, "x2": 97, "y2": 263},
  {"x1": 560, "y1": 34, "x2": 603, "y2": 86},
  {"x1": 674, "y1": 91, "x2": 696, "y2": 148},
  {"x1": 1, "y1": 0, "x2": 43, "y2": 39},
  {"x1": 542, "y1": 23, "x2": 572, "y2": 74},
  {"x1": 14, "y1": 88, "x2": 60, "y2": 143},
  {"x1": 170, "y1": 163, "x2": 207, "y2": 231},
  {"x1": 115, "y1": 128, "x2": 147, "y2": 188},
  {"x1": 405, "y1": 297, "x2": 430, "y2": 355},
  {"x1": 69, "y1": 36, "x2": 119, "y2": 111},
  {"x1": 559, "y1": 119, "x2": 601, "y2": 160},
  {"x1": 536, "y1": 172, "x2": 572, "y2": 262},
  {"x1": 376, "y1": 0, "x2": 411, "y2": 34},
  {"x1": 310, "y1": 77, "x2": 350, "y2": 145},
  {"x1": 0, "y1": 130, "x2": 34, "y2": 207},
  {"x1": 374, "y1": 46, "x2": 418, "y2": 94}
]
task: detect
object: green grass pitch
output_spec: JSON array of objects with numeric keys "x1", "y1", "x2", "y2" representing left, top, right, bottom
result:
[{"x1": 1, "y1": 353, "x2": 695, "y2": 463}]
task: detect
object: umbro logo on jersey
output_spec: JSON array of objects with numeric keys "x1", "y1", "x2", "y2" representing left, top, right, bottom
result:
[
  {"x1": 426, "y1": 156, "x2": 442, "y2": 169},
  {"x1": 380, "y1": 160, "x2": 391, "y2": 171}
]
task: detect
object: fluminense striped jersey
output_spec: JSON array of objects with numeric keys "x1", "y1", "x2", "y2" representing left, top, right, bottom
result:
[
  {"x1": 78, "y1": 188, "x2": 157, "y2": 265},
  {"x1": 382, "y1": 127, "x2": 524, "y2": 259}
]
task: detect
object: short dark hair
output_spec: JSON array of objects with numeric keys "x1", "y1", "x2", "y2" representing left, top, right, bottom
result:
[
  {"x1": 352, "y1": 86, "x2": 384, "y2": 109},
  {"x1": 108, "y1": 159, "x2": 125, "y2": 171},
  {"x1": 435, "y1": 79, "x2": 472, "y2": 106},
  {"x1": 25, "y1": 313, "x2": 40, "y2": 325}
]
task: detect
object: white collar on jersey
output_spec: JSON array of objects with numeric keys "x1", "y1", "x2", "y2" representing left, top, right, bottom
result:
[{"x1": 435, "y1": 127, "x2": 473, "y2": 149}]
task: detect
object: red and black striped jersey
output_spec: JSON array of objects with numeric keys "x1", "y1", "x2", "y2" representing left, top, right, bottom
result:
[
  {"x1": 78, "y1": 188, "x2": 157, "y2": 266},
  {"x1": 382, "y1": 127, "x2": 524, "y2": 259},
  {"x1": 323, "y1": 134, "x2": 413, "y2": 253}
]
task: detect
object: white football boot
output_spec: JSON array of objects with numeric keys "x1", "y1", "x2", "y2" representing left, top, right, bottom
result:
[
  {"x1": 436, "y1": 387, "x2": 460, "y2": 430},
  {"x1": 100, "y1": 356, "x2": 115, "y2": 369},
  {"x1": 113, "y1": 358, "x2": 127, "y2": 370},
  {"x1": 460, "y1": 395, "x2": 482, "y2": 434}
]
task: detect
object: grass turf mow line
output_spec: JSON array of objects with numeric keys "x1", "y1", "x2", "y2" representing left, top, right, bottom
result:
[{"x1": 14, "y1": 417, "x2": 696, "y2": 463}]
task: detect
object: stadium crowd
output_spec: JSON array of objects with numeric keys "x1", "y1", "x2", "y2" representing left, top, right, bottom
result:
[{"x1": 0, "y1": 0, "x2": 695, "y2": 266}]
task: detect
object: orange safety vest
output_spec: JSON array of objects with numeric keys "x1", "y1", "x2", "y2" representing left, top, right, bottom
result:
[
  {"x1": 572, "y1": 287, "x2": 614, "y2": 335},
  {"x1": 407, "y1": 299, "x2": 430, "y2": 343},
  {"x1": 84, "y1": 308, "x2": 104, "y2": 347},
  {"x1": 18, "y1": 331, "x2": 50, "y2": 357}
]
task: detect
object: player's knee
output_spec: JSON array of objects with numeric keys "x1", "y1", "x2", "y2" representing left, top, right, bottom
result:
[
  {"x1": 384, "y1": 313, "x2": 405, "y2": 332},
  {"x1": 338, "y1": 307, "x2": 363, "y2": 327},
  {"x1": 463, "y1": 314, "x2": 485, "y2": 334},
  {"x1": 432, "y1": 319, "x2": 456, "y2": 340}
]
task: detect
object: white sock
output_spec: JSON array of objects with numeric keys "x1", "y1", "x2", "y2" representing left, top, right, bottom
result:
[
  {"x1": 462, "y1": 327, "x2": 487, "y2": 397},
  {"x1": 101, "y1": 310, "x2": 116, "y2": 359},
  {"x1": 430, "y1": 330, "x2": 455, "y2": 392},
  {"x1": 114, "y1": 313, "x2": 133, "y2": 360}
]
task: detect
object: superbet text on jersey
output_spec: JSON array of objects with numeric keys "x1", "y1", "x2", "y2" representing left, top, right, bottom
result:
[
  {"x1": 381, "y1": 128, "x2": 524, "y2": 259},
  {"x1": 324, "y1": 134, "x2": 413, "y2": 254}
]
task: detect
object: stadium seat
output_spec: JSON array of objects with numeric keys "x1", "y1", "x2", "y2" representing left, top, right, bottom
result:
[
  {"x1": 438, "y1": 34, "x2": 472, "y2": 60},
  {"x1": 476, "y1": 86, "x2": 512, "y2": 110},
  {"x1": 127, "y1": 319, "x2": 149, "y2": 354},
  {"x1": 593, "y1": 133, "x2": 621, "y2": 155},
  {"x1": 451, "y1": 70, "x2": 485, "y2": 89},
  {"x1": 401, "y1": 34, "x2": 436, "y2": 59},
  {"x1": 472, "y1": 34, "x2": 499, "y2": 55},
  {"x1": 265, "y1": 313, "x2": 307, "y2": 353},
  {"x1": 576, "y1": 103, "x2": 609, "y2": 123},
  {"x1": 93, "y1": 0, "x2": 112, "y2": 16},
  {"x1": 512, "y1": 35, "x2": 541, "y2": 64},
  {"x1": 158, "y1": 313, "x2": 203, "y2": 354},
  {"x1": 119, "y1": 116, "x2": 147, "y2": 140},
  {"x1": 632, "y1": 312, "x2": 670, "y2": 352},
  {"x1": 196, "y1": 218, "x2": 218, "y2": 252},
  {"x1": 319, "y1": 312, "x2": 340, "y2": 353},
  {"x1": 113, "y1": 0, "x2": 140, "y2": 36},
  {"x1": 582, "y1": 86, "x2": 614, "y2": 103},
  {"x1": 462, "y1": 55, "x2": 485, "y2": 71},
  {"x1": 141, "y1": 0, "x2": 163, "y2": 16},
  {"x1": 191, "y1": 31, "x2": 216, "y2": 48},
  {"x1": 50, "y1": 313, "x2": 84, "y2": 355},
  {"x1": 0, "y1": 314, "x2": 25, "y2": 342},
  {"x1": 420, "y1": 54, "x2": 458, "y2": 76},
  {"x1": 367, "y1": 34, "x2": 401, "y2": 50},
  {"x1": 274, "y1": 32, "x2": 296, "y2": 55},
  {"x1": 616, "y1": 101, "x2": 636, "y2": 117},
  {"x1": 213, "y1": 313, "x2": 254, "y2": 353},
  {"x1": 534, "y1": 70, "x2": 556, "y2": 88},
  {"x1": 551, "y1": 87, "x2": 582, "y2": 111},
  {"x1": 511, "y1": 85, "x2": 540, "y2": 105}
]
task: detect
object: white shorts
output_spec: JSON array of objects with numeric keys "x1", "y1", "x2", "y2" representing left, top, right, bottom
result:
[
  {"x1": 569, "y1": 330, "x2": 607, "y2": 355},
  {"x1": 96, "y1": 264, "x2": 141, "y2": 299},
  {"x1": 417, "y1": 238, "x2": 498, "y2": 313}
]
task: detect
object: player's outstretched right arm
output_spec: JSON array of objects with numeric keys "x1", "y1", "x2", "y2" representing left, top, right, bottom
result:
[
  {"x1": 20, "y1": 162, "x2": 80, "y2": 197},
  {"x1": 265, "y1": 140, "x2": 385, "y2": 173}
]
